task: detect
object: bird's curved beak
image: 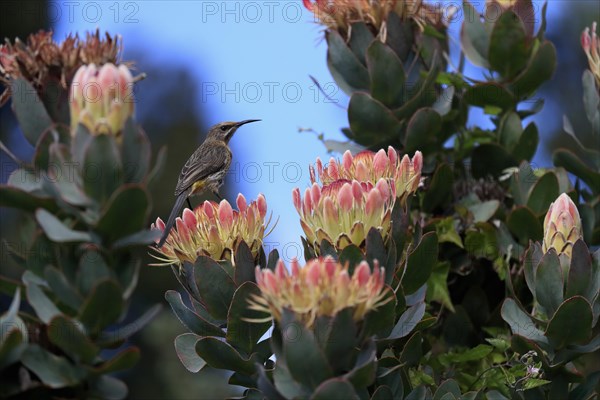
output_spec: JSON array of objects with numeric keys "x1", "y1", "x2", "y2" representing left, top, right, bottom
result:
[{"x1": 235, "y1": 119, "x2": 261, "y2": 127}]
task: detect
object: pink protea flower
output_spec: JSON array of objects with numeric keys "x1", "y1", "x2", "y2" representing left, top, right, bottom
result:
[
  {"x1": 69, "y1": 63, "x2": 134, "y2": 136},
  {"x1": 542, "y1": 193, "x2": 583, "y2": 259},
  {"x1": 293, "y1": 178, "x2": 395, "y2": 252},
  {"x1": 582, "y1": 22, "x2": 600, "y2": 86},
  {"x1": 249, "y1": 257, "x2": 391, "y2": 328},
  {"x1": 310, "y1": 148, "x2": 422, "y2": 199},
  {"x1": 150, "y1": 194, "x2": 270, "y2": 266}
]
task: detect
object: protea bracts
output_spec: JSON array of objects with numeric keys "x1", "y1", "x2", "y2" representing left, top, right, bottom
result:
[
  {"x1": 150, "y1": 194, "x2": 270, "y2": 266},
  {"x1": 310, "y1": 148, "x2": 422, "y2": 198},
  {"x1": 250, "y1": 256, "x2": 390, "y2": 328},
  {"x1": 542, "y1": 193, "x2": 583, "y2": 260},
  {"x1": 293, "y1": 178, "x2": 395, "y2": 252},
  {"x1": 582, "y1": 22, "x2": 600, "y2": 86},
  {"x1": 69, "y1": 62, "x2": 135, "y2": 136}
]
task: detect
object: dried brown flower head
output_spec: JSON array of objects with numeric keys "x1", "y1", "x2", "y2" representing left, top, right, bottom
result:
[{"x1": 0, "y1": 29, "x2": 122, "y2": 105}]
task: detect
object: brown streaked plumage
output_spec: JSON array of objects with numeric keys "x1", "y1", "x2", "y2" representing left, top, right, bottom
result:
[{"x1": 157, "y1": 119, "x2": 260, "y2": 248}]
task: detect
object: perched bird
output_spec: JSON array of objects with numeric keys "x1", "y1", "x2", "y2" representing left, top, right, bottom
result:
[{"x1": 157, "y1": 119, "x2": 260, "y2": 248}]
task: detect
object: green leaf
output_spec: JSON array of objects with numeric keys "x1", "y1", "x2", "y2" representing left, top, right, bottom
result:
[
  {"x1": 78, "y1": 279, "x2": 123, "y2": 333},
  {"x1": 47, "y1": 315, "x2": 99, "y2": 364},
  {"x1": 311, "y1": 378, "x2": 359, "y2": 400},
  {"x1": 366, "y1": 40, "x2": 405, "y2": 108},
  {"x1": 93, "y1": 348, "x2": 140, "y2": 374},
  {"x1": 10, "y1": 78, "x2": 54, "y2": 147},
  {"x1": 348, "y1": 93, "x2": 402, "y2": 146},
  {"x1": 174, "y1": 333, "x2": 206, "y2": 373},
  {"x1": 0, "y1": 329, "x2": 25, "y2": 370},
  {"x1": 21, "y1": 345, "x2": 84, "y2": 388},
  {"x1": 282, "y1": 312, "x2": 333, "y2": 389},
  {"x1": 44, "y1": 266, "x2": 82, "y2": 311},
  {"x1": 371, "y1": 385, "x2": 394, "y2": 400},
  {"x1": 439, "y1": 345, "x2": 493, "y2": 364},
  {"x1": 195, "y1": 337, "x2": 255, "y2": 375},
  {"x1": 121, "y1": 118, "x2": 150, "y2": 183},
  {"x1": 83, "y1": 134, "x2": 123, "y2": 204},
  {"x1": 468, "y1": 200, "x2": 500, "y2": 223},
  {"x1": 348, "y1": 22, "x2": 374, "y2": 65},
  {"x1": 233, "y1": 241, "x2": 256, "y2": 286},
  {"x1": 464, "y1": 83, "x2": 514, "y2": 110},
  {"x1": 25, "y1": 281, "x2": 61, "y2": 324},
  {"x1": 95, "y1": 185, "x2": 150, "y2": 243},
  {"x1": 0, "y1": 287, "x2": 28, "y2": 343},
  {"x1": 460, "y1": 1, "x2": 490, "y2": 67},
  {"x1": 434, "y1": 380, "x2": 461, "y2": 400},
  {"x1": 339, "y1": 245, "x2": 365, "y2": 273},
  {"x1": 164, "y1": 290, "x2": 224, "y2": 337},
  {"x1": 553, "y1": 149, "x2": 600, "y2": 192},
  {"x1": 77, "y1": 250, "x2": 111, "y2": 295},
  {"x1": 522, "y1": 378, "x2": 551, "y2": 390},
  {"x1": 111, "y1": 229, "x2": 162, "y2": 250},
  {"x1": 227, "y1": 282, "x2": 271, "y2": 355},
  {"x1": 402, "y1": 232, "x2": 438, "y2": 294},
  {"x1": 326, "y1": 30, "x2": 370, "y2": 94},
  {"x1": 501, "y1": 298, "x2": 546, "y2": 343},
  {"x1": 194, "y1": 256, "x2": 237, "y2": 320},
  {"x1": 535, "y1": 251, "x2": 564, "y2": 316},
  {"x1": 427, "y1": 262, "x2": 454, "y2": 312},
  {"x1": 388, "y1": 302, "x2": 425, "y2": 340},
  {"x1": 511, "y1": 41, "x2": 557, "y2": 98},
  {"x1": 97, "y1": 304, "x2": 162, "y2": 346},
  {"x1": 507, "y1": 206, "x2": 543, "y2": 244},
  {"x1": 35, "y1": 208, "x2": 93, "y2": 243},
  {"x1": 513, "y1": 122, "x2": 539, "y2": 162},
  {"x1": 344, "y1": 340, "x2": 377, "y2": 387},
  {"x1": 527, "y1": 172, "x2": 559, "y2": 215},
  {"x1": 489, "y1": 11, "x2": 529, "y2": 78},
  {"x1": 0, "y1": 185, "x2": 57, "y2": 213},
  {"x1": 399, "y1": 331, "x2": 423, "y2": 367},
  {"x1": 404, "y1": 108, "x2": 442, "y2": 153},
  {"x1": 545, "y1": 296, "x2": 593, "y2": 348},
  {"x1": 89, "y1": 375, "x2": 128, "y2": 400},
  {"x1": 566, "y1": 240, "x2": 592, "y2": 299},
  {"x1": 498, "y1": 112, "x2": 523, "y2": 152}
]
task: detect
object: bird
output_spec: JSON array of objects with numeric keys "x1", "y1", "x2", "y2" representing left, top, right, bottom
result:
[{"x1": 156, "y1": 119, "x2": 261, "y2": 248}]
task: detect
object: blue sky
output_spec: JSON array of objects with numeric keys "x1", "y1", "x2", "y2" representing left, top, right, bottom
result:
[{"x1": 50, "y1": 0, "x2": 568, "y2": 262}]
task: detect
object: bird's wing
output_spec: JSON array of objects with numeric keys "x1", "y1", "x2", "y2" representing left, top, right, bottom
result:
[{"x1": 174, "y1": 141, "x2": 231, "y2": 196}]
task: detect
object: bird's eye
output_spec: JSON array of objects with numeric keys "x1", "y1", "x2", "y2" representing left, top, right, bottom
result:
[{"x1": 220, "y1": 125, "x2": 228, "y2": 132}]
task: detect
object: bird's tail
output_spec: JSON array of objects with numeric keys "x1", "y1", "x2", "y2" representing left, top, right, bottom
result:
[{"x1": 157, "y1": 191, "x2": 189, "y2": 248}]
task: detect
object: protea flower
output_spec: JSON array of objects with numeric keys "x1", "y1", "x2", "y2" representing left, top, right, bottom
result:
[
  {"x1": 542, "y1": 193, "x2": 583, "y2": 259},
  {"x1": 150, "y1": 194, "x2": 269, "y2": 266},
  {"x1": 0, "y1": 29, "x2": 120, "y2": 106},
  {"x1": 249, "y1": 257, "x2": 390, "y2": 328},
  {"x1": 302, "y1": 0, "x2": 445, "y2": 35},
  {"x1": 69, "y1": 62, "x2": 134, "y2": 136},
  {"x1": 582, "y1": 22, "x2": 600, "y2": 86},
  {"x1": 293, "y1": 178, "x2": 395, "y2": 252},
  {"x1": 310, "y1": 148, "x2": 422, "y2": 199}
]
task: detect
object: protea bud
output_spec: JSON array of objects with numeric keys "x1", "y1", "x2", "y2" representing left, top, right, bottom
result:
[
  {"x1": 582, "y1": 22, "x2": 600, "y2": 86},
  {"x1": 250, "y1": 257, "x2": 390, "y2": 328},
  {"x1": 293, "y1": 178, "x2": 395, "y2": 252},
  {"x1": 310, "y1": 148, "x2": 422, "y2": 199},
  {"x1": 69, "y1": 63, "x2": 134, "y2": 136},
  {"x1": 542, "y1": 193, "x2": 583, "y2": 259},
  {"x1": 150, "y1": 194, "x2": 269, "y2": 266}
]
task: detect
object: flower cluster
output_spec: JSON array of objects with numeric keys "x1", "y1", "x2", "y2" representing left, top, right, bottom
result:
[
  {"x1": 250, "y1": 257, "x2": 390, "y2": 328},
  {"x1": 0, "y1": 29, "x2": 121, "y2": 105},
  {"x1": 542, "y1": 193, "x2": 583, "y2": 259},
  {"x1": 69, "y1": 63, "x2": 135, "y2": 136},
  {"x1": 302, "y1": 0, "x2": 445, "y2": 34},
  {"x1": 293, "y1": 178, "x2": 395, "y2": 251},
  {"x1": 310, "y1": 148, "x2": 422, "y2": 198},
  {"x1": 150, "y1": 194, "x2": 269, "y2": 266},
  {"x1": 582, "y1": 22, "x2": 600, "y2": 86}
]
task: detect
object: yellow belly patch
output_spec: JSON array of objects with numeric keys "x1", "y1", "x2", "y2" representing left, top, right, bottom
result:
[{"x1": 191, "y1": 180, "x2": 206, "y2": 194}]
